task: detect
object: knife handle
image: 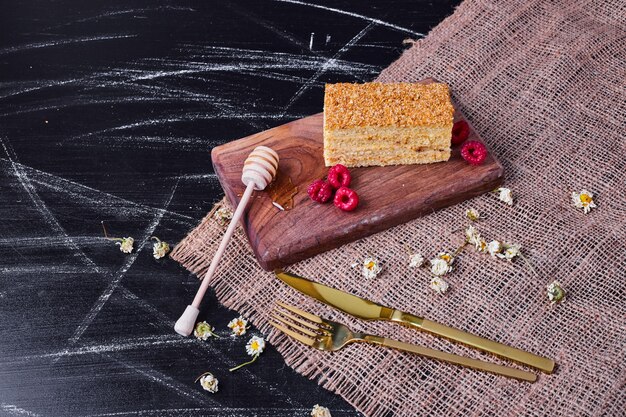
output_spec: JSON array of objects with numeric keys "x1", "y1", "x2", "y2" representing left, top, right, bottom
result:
[
  {"x1": 363, "y1": 335, "x2": 536, "y2": 382},
  {"x1": 390, "y1": 311, "x2": 555, "y2": 373}
]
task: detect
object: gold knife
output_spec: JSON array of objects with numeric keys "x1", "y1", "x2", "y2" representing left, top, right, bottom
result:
[{"x1": 275, "y1": 269, "x2": 555, "y2": 373}]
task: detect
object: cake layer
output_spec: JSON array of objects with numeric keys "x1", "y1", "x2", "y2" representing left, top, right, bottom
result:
[
  {"x1": 324, "y1": 82, "x2": 454, "y2": 130},
  {"x1": 325, "y1": 148, "x2": 451, "y2": 168},
  {"x1": 324, "y1": 126, "x2": 452, "y2": 151}
]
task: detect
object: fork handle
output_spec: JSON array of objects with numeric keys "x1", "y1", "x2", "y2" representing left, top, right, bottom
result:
[{"x1": 364, "y1": 335, "x2": 537, "y2": 382}]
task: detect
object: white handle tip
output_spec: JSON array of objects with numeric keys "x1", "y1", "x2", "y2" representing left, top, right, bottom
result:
[{"x1": 174, "y1": 305, "x2": 200, "y2": 336}]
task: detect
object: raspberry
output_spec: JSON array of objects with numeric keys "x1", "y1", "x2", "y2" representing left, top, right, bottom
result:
[
  {"x1": 333, "y1": 187, "x2": 359, "y2": 211},
  {"x1": 307, "y1": 179, "x2": 333, "y2": 203},
  {"x1": 327, "y1": 164, "x2": 351, "y2": 189},
  {"x1": 451, "y1": 120, "x2": 470, "y2": 145},
  {"x1": 460, "y1": 140, "x2": 488, "y2": 166}
]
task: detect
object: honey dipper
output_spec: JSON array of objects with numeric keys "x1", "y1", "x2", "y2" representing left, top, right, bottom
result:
[{"x1": 174, "y1": 146, "x2": 279, "y2": 336}]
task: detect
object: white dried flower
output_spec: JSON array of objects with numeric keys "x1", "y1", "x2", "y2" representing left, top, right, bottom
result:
[
  {"x1": 430, "y1": 251, "x2": 454, "y2": 276},
  {"x1": 311, "y1": 404, "x2": 332, "y2": 417},
  {"x1": 227, "y1": 316, "x2": 248, "y2": 336},
  {"x1": 430, "y1": 276, "x2": 449, "y2": 294},
  {"x1": 487, "y1": 240, "x2": 502, "y2": 257},
  {"x1": 229, "y1": 335, "x2": 267, "y2": 372},
  {"x1": 547, "y1": 281, "x2": 566, "y2": 304},
  {"x1": 437, "y1": 251, "x2": 455, "y2": 265},
  {"x1": 408, "y1": 253, "x2": 424, "y2": 268},
  {"x1": 465, "y1": 225, "x2": 481, "y2": 247},
  {"x1": 214, "y1": 206, "x2": 233, "y2": 225},
  {"x1": 117, "y1": 237, "x2": 134, "y2": 254},
  {"x1": 466, "y1": 208, "x2": 480, "y2": 221},
  {"x1": 362, "y1": 257, "x2": 382, "y2": 279},
  {"x1": 151, "y1": 237, "x2": 170, "y2": 259},
  {"x1": 198, "y1": 373, "x2": 219, "y2": 393},
  {"x1": 571, "y1": 190, "x2": 596, "y2": 214},
  {"x1": 245, "y1": 336, "x2": 266, "y2": 356},
  {"x1": 500, "y1": 243, "x2": 521, "y2": 261},
  {"x1": 496, "y1": 187, "x2": 513, "y2": 205},
  {"x1": 194, "y1": 321, "x2": 218, "y2": 340},
  {"x1": 474, "y1": 237, "x2": 488, "y2": 253}
]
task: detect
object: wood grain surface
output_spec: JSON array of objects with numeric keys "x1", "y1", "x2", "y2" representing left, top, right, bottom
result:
[{"x1": 212, "y1": 81, "x2": 504, "y2": 270}]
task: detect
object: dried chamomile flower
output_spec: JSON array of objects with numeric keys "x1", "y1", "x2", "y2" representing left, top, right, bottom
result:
[
  {"x1": 245, "y1": 335, "x2": 266, "y2": 356},
  {"x1": 362, "y1": 257, "x2": 382, "y2": 279},
  {"x1": 430, "y1": 252, "x2": 453, "y2": 276},
  {"x1": 101, "y1": 222, "x2": 134, "y2": 254},
  {"x1": 311, "y1": 404, "x2": 332, "y2": 417},
  {"x1": 495, "y1": 187, "x2": 513, "y2": 206},
  {"x1": 430, "y1": 276, "x2": 449, "y2": 294},
  {"x1": 437, "y1": 251, "x2": 455, "y2": 265},
  {"x1": 466, "y1": 208, "x2": 480, "y2": 221},
  {"x1": 195, "y1": 372, "x2": 219, "y2": 393},
  {"x1": 465, "y1": 225, "x2": 481, "y2": 246},
  {"x1": 487, "y1": 240, "x2": 502, "y2": 257},
  {"x1": 571, "y1": 190, "x2": 596, "y2": 214},
  {"x1": 499, "y1": 243, "x2": 521, "y2": 261},
  {"x1": 474, "y1": 237, "x2": 488, "y2": 253},
  {"x1": 408, "y1": 253, "x2": 424, "y2": 268},
  {"x1": 115, "y1": 237, "x2": 134, "y2": 253},
  {"x1": 547, "y1": 281, "x2": 566, "y2": 304},
  {"x1": 194, "y1": 321, "x2": 219, "y2": 340},
  {"x1": 151, "y1": 236, "x2": 170, "y2": 259},
  {"x1": 227, "y1": 316, "x2": 248, "y2": 336},
  {"x1": 230, "y1": 336, "x2": 266, "y2": 372},
  {"x1": 214, "y1": 206, "x2": 233, "y2": 225}
]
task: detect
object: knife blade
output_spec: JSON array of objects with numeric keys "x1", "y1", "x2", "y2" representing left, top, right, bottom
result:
[
  {"x1": 274, "y1": 269, "x2": 555, "y2": 374},
  {"x1": 275, "y1": 268, "x2": 401, "y2": 321}
]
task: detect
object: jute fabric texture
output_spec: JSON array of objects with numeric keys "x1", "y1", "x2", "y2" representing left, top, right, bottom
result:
[{"x1": 171, "y1": 1, "x2": 626, "y2": 415}]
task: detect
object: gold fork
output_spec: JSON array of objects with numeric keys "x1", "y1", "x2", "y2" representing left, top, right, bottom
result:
[{"x1": 269, "y1": 301, "x2": 536, "y2": 382}]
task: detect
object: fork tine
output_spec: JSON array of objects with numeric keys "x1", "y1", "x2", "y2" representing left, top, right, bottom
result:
[
  {"x1": 269, "y1": 321, "x2": 316, "y2": 347},
  {"x1": 275, "y1": 301, "x2": 323, "y2": 323},
  {"x1": 272, "y1": 308, "x2": 319, "y2": 331},
  {"x1": 270, "y1": 313, "x2": 318, "y2": 337}
]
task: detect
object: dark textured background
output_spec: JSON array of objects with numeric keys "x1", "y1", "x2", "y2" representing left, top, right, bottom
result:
[{"x1": 0, "y1": 1, "x2": 460, "y2": 415}]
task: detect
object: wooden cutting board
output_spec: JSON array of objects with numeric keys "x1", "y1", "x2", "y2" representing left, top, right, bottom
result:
[{"x1": 212, "y1": 81, "x2": 504, "y2": 271}]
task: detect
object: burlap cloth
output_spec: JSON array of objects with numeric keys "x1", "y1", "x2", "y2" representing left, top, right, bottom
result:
[{"x1": 171, "y1": 1, "x2": 626, "y2": 415}]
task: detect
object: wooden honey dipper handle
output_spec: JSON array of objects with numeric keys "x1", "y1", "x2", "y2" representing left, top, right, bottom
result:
[{"x1": 175, "y1": 146, "x2": 279, "y2": 336}]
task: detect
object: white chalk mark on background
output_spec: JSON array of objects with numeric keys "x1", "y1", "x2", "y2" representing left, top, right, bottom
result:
[
  {"x1": 0, "y1": 149, "x2": 303, "y2": 411},
  {"x1": 114, "y1": 286, "x2": 305, "y2": 407},
  {"x1": 0, "y1": 139, "x2": 104, "y2": 274},
  {"x1": 0, "y1": 158, "x2": 195, "y2": 225},
  {"x1": 1, "y1": 335, "x2": 196, "y2": 364},
  {"x1": 223, "y1": 2, "x2": 314, "y2": 54},
  {"x1": 0, "y1": 404, "x2": 43, "y2": 417},
  {"x1": 42, "y1": 6, "x2": 196, "y2": 30},
  {"x1": 272, "y1": 0, "x2": 425, "y2": 37},
  {"x1": 77, "y1": 407, "x2": 360, "y2": 417},
  {"x1": 102, "y1": 353, "x2": 220, "y2": 407},
  {"x1": 68, "y1": 180, "x2": 179, "y2": 344},
  {"x1": 282, "y1": 22, "x2": 376, "y2": 114},
  {"x1": 0, "y1": 34, "x2": 137, "y2": 56}
]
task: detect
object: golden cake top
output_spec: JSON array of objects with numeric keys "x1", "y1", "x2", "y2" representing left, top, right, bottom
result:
[{"x1": 324, "y1": 82, "x2": 454, "y2": 129}]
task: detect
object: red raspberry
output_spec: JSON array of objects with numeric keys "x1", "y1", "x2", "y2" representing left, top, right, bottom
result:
[
  {"x1": 333, "y1": 187, "x2": 359, "y2": 211},
  {"x1": 451, "y1": 120, "x2": 470, "y2": 145},
  {"x1": 327, "y1": 164, "x2": 351, "y2": 189},
  {"x1": 307, "y1": 179, "x2": 333, "y2": 203},
  {"x1": 460, "y1": 140, "x2": 488, "y2": 166}
]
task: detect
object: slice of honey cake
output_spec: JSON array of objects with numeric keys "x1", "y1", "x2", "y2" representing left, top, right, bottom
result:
[{"x1": 323, "y1": 82, "x2": 454, "y2": 167}]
